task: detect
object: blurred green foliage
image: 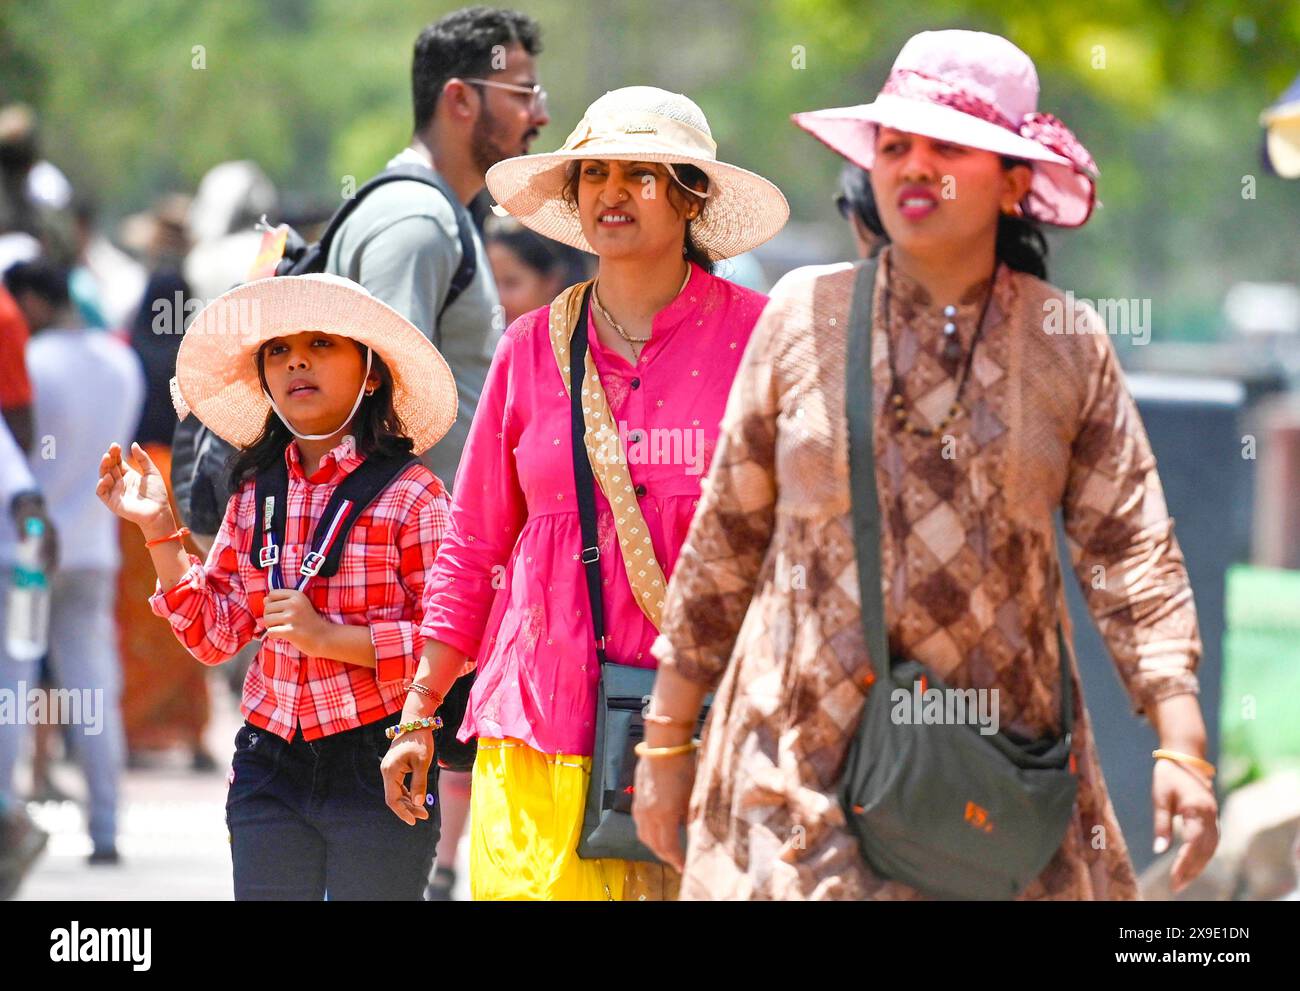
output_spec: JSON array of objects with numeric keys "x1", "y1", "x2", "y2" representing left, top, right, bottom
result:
[{"x1": 3, "y1": 0, "x2": 1300, "y2": 335}]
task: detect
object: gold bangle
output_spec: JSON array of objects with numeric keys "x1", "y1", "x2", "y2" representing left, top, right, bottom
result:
[
  {"x1": 634, "y1": 740, "x2": 698, "y2": 759},
  {"x1": 406, "y1": 682, "x2": 444, "y2": 707},
  {"x1": 1152, "y1": 749, "x2": 1216, "y2": 778},
  {"x1": 643, "y1": 711, "x2": 695, "y2": 729}
]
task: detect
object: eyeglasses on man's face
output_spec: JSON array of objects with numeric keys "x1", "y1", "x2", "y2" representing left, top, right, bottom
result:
[{"x1": 463, "y1": 78, "x2": 548, "y2": 114}]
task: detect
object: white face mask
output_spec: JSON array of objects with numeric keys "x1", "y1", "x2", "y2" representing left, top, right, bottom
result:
[{"x1": 262, "y1": 345, "x2": 374, "y2": 442}]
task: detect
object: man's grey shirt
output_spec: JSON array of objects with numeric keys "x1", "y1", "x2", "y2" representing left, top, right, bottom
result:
[{"x1": 326, "y1": 148, "x2": 502, "y2": 489}]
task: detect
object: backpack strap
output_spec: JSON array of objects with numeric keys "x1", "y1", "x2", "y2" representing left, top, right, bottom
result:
[
  {"x1": 250, "y1": 457, "x2": 291, "y2": 590},
  {"x1": 305, "y1": 452, "x2": 420, "y2": 582},
  {"x1": 248, "y1": 451, "x2": 420, "y2": 591},
  {"x1": 309, "y1": 163, "x2": 478, "y2": 333}
]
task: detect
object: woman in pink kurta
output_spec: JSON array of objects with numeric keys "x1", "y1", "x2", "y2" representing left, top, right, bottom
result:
[
  {"x1": 422, "y1": 261, "x2": 765, "y2": 754},
  {"x1": 379, "y1": 86, "x2": 788, "y2": 899}
]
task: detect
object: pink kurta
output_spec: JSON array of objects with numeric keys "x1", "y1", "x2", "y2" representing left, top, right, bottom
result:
[{"x1": 419, "y1": 262, "x2": 767, "y2": 755}]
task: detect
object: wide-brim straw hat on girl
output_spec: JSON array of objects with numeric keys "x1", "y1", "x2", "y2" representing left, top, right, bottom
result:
[
  {"x1": 484, "y1": 85, "x2": 789, "y2": 260},
  {"x1": 169, "y1": 273, "x2": 457, "y2": 454},
  {"x1": 792, "y1": 30, "x2": 1099, "y2": 228}
]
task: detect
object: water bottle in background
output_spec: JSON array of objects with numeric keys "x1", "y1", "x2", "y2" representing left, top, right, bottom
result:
[{"x1": 6, "y1": 516, "x2": 51, "y2": 663}]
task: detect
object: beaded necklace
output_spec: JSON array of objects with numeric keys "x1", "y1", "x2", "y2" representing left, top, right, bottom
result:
[{"x1": 882, "y1": 255, "x2": 998, "y2": 439}]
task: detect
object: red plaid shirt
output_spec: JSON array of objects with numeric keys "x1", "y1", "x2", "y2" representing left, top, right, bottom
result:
[{"x1": 150, "y1": 434, "x2": 450, "y2": 741}]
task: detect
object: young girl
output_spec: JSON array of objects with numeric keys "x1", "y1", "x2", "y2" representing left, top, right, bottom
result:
[{"x1": 97, "y1": 273, "x2": 458, "y2": 900}]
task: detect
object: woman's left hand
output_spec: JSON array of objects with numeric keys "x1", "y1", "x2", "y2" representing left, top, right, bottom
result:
[
  {"x1": 263, "y1": 588, "x2": 328, "y2": 656},
  {"x1": 1152, "y1": 759, "x2": 1220, "y2": 894},
  {"x1": 632, "y1": 751, "x2": 697, "y2": 873}
]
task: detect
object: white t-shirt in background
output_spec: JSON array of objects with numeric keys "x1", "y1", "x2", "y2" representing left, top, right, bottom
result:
[{"x1": 26, "y1": 328, "x2": 145, "y2": 572}]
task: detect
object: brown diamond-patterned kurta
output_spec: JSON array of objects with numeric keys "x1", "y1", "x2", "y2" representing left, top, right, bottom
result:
[{"x1": 652, "y1": 248, "x2": 1202, "y2": 900}]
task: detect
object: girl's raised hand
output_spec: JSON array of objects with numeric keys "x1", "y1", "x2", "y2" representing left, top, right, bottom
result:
[{"x1": 96, "y1": 441, "x2": 173, "y2": 530}]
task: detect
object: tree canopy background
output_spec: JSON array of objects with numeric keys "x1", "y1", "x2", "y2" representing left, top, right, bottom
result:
[{"x1": 3, "y1": 0, "x2": 1299, "y2": 342}]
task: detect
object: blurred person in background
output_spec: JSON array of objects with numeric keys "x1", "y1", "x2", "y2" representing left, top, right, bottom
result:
[
  {"x1": 0, "y1": 105, "x2": 76, "y2": 270},
  {"x1": 327, "y1": 5, "x2": 549, "y2": 489},
  {"x1": 117, "y1": 198, "x2": 217, "y2": 772},
  {"x1": 3, "y1": 258, "x2": 143, "y2": 864},
  {"x1": 70, "y1": 196, "x2": 146, "y2": 332},
  {"x1": 182, "y1": 161, "x2": 278, "y2": 303},
  {"x1": 0, "y1": 411, "x2": 55, "y2": 898},
  {"x1": 0, "y1": 252, "x2": 56, "y2": 803},
  {"x1": 485, "y1": 217, "x2": 588, "y2": 327}
]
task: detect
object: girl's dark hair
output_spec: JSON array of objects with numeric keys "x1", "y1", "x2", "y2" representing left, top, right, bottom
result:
[
  {"x1": 562, "y1": 161, "x2": 714, "y2": 273},
  {"x1": 847, "y1": 157, "x2": 1050, "y2": 280},
  {"x1": 228, "y1": 342, "x2": 414, "y2": 487}
]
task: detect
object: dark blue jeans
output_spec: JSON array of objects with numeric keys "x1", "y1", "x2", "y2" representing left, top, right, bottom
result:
[{"x1": 225, "y1": 719, "x2": 439, "y2": 900}]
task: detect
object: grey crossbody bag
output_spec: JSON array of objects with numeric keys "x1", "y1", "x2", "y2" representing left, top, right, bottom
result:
[{"x1": 839, "y1": 258, "x2": 1079, "y2": 900}]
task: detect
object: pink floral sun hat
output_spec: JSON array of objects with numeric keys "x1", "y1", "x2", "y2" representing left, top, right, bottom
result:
[{"x1": 792, "y1": 30, "x2": 1099, "y2": 227}]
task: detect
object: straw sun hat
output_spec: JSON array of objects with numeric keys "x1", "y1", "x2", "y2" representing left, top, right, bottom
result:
[
  {"x1": 485, "y1": 86, "x2": 789, "y2": 260},
  {"x1": 169, "y1": 273, "x2": 457, "y2": 455}
]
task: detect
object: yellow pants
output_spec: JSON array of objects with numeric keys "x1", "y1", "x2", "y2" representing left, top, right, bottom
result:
[{"x1": 469, "y1": 738, "x2": 626, "y2": 900}]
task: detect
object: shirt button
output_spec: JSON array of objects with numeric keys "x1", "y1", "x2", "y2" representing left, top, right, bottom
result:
[
  {"x1": 631, "y1": 377, "x2": 641, "y2": 389},
  {"x1": 635, "y1": 484, "x2": 647, "y2": 497}
]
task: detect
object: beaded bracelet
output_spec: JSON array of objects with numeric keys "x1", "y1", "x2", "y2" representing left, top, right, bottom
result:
[{"x1": 385, "y1": 715, "x2": 444, "y2": 741}]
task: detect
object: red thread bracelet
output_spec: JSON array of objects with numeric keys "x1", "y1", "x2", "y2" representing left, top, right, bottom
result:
[{"x1": 145, "y1": 525, "x2": 191, "y2": 548}]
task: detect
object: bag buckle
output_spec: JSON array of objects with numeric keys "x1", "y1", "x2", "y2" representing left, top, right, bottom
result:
[
  {"x1": 580, "y1": 545, "x2": 601, "y2": 565},
  {"x1": 257, "y1": 544, "x2": 280, "y2": 568},
  {"x1": 300, "y1": 550, "x2": 326, "y2": 577}
]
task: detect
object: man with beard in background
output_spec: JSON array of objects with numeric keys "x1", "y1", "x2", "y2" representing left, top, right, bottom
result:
[{"x1": 328, "y1": 6, "x2": 548, "y2": 487}]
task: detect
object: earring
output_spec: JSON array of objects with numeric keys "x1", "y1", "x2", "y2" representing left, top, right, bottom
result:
[{"x1": 365, "y1": 388, "x2": 376, "y2": 396}]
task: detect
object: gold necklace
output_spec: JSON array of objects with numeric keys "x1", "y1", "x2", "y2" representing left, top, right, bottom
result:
[{"x1": 592, "y1": 266, "x2": 692, "y2": 347}]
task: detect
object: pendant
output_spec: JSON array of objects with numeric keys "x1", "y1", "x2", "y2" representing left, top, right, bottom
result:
[{"x1": 941, "y1": 305, "x2": 961, "y2": 363}]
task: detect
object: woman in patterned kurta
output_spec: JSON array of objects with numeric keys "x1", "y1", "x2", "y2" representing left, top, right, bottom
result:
[{"x1": 632, "y1": 30, "x2": 1220, "y2": 899}]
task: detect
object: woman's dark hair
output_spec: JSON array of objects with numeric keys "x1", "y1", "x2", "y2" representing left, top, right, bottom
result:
[
  {"x1": 846, "y1": 157, "x2": 1050, "y2": 280},
  {"x1": 835, "y1": 163, "x2": 885, "y2": 242},
  {"x1": 228, "y1": 342, "x2": 414, "y2": 487},
  {"x1": 485, "y1": 219, "x2": 590, "y2": 285},
  {"x1": 561, "y1": 160, "x2": 715, "y2": 274},
  {"x1": 411, "y1": 7, "x2": 543, "y2": 132}
]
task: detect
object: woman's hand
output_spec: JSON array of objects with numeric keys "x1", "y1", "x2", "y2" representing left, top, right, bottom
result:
[
  {"x1": 96, "y1": 441, "x2": 173, "y2": 532},
  {"x1": 1153, "y1": 759, "x2": 1219, "y2": 894},
  {"x1": 262, "y1": 589, "x2": 329, "y2": 655},
  {"x1": 632, "y1": 750, "x2": 697, "y2": 873},
  {"x1": 381, "y1": 728, "x2": 435, "y2": 826}
]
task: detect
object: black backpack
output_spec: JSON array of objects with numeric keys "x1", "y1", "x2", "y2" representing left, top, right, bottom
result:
[
  {"x1": 172, "y1": 162, "x2": 477, "y2": 537},
  {"x1": 271, "y1": 162, "x2": 478, "y2": 341}
]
